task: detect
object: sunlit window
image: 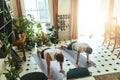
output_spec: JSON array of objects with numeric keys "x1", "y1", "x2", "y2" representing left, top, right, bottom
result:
[{"x1": 23, "y1": 0, "x2": 50, "y2": 23}]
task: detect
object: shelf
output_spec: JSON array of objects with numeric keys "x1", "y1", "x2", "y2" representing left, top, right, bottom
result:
[
  {"x1": 8, "y1": 31, "x2": 12, "y2": 38},
  {"x1": 0, "y1": 0, "x2": 13, "y2": 43},
  {"x1": 57, "y1": 14, "x2": 70, "y2": 31},
  {"x1": 0, "y1": 11, "x2": 3, "y2": 13},
  {"x1": 0, "y1": 18, "x2": 12, "y2": 30}
]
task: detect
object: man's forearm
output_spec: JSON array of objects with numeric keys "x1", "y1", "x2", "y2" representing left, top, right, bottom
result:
[
  {"x1": 60, "y1": 63, "x2": 63, "y2": 70},
  {"x1": 47, "y1": 66, "x2": 50, "y2": 75},
  {"x1": 76, "y1": 53, "x2": 79, "y2": 65}
]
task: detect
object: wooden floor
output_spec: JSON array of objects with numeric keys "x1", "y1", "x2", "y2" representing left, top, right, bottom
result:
[{"x1": 94, "y1": 72, "x2": 120, "y2": 80}]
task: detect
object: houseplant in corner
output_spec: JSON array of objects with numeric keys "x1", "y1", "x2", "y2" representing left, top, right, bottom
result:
[
  {"x1": 0, "y1": 33, "x2": 21, "y2": 80},
  {"x1": 12, "y1": 14, "x2": 36, "y2": 51},
  {"x1": 3, "y1": 45, "x2": 22, "y2": 80},
  {"x1": 20, "y1": 14, "x2": 36, "y2": 50},
  {"x1": 47, "y1": 26, "x2": 60, "y2": 44},
  {"x1": 4, "y1": 46, "x2": 21, "y2": 80},
  {"x1": 4, "y1": 66, "x2": 20, "y2": 80}
]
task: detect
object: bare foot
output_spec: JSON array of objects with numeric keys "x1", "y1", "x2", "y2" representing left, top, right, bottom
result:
[
  {"x1": 48, "y1": 74, "x2": 53, "y2": 79},
  {"x1": 60, "y1": 69, "x2": 65, "y2": 74},
  {"x1": 37, "y1": 49, "x2": 40, "y2": 53},
  {"x1": 86, "y1": 60, "x2": 91, "y2": 64},
  {"x1": 37, "y1": 48, "x2": 41, "y2": 54},
  {"x1": 61, "y1": 45, "x2": 66, "y2": 49},
  {"x1": 76, "y1": 64, "x2": 80, "y2": 67}
]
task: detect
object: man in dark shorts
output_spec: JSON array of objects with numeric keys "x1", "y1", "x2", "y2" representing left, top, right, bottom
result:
[{"x1": 61, "y1": 41, "x2": 92, "y2": 67}]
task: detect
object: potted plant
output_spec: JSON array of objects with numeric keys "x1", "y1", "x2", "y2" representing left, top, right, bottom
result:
[
  {"x1": 12, "y1": 14, "x2": 36, "y2": 51},
  {"x1": 20, "y1": 14, "x2": 37, "y2": 50},
  {"x1": 0, "y1": 33, "x2": 10, "y2": 57},
  {"x1": 7, "y1": 55, "x2": 23, "y2": 70},
  {"x1": 35, "y1": 23, "x2": 43, "y2": 47},
  {"x1": 18, "y1": 14, "x2": 35, "y2": 33},
  {"x1": 4, "y1": 67, "x2": 20, "y2": 80},
  {"x1": 47, "y1": 26, "x2": 60, "y2": 44},
  {"x1": 3, "y1": 45, "x2": 22, "y2": 80},
  {"x1": 0, "y1": 33, "x2": 21, "y2": 80}
]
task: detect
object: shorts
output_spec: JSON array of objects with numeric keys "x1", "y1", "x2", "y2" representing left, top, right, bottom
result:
[
  {"x1": 41, "y1": 48, "x2": 50, "y2": 59},
  {"x1": 67, "y1": 41, "x2": 77, "y2": 50}
]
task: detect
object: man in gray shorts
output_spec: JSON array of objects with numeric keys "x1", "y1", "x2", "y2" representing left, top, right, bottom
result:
[{"x1": 61, "y1": 41, "x2": 92, "y2": 67}]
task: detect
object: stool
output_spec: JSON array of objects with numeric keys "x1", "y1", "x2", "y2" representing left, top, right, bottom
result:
[{"x1": 13, "y1": 33, "x2": 26, "y2": 61}]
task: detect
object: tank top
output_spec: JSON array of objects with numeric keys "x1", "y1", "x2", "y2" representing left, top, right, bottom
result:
[
  {"x1": 44, "y1": 48, "x2": 61, "y2": 61},
  {"x1": 72, "y1": 42, "x2": 89, "y2": 52}
]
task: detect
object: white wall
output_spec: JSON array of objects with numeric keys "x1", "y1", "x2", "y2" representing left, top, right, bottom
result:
[
  {"x1": 58, "y1": 0, "x2": 71, "y2": 15},
  {"x1": 10, "y1": 0, "x2": 18, "y2": 18},
  {"x1": 48, "y1": 0, "x2": 53, "y2": 26},
  {"x1": 113, "y1": 0, "x2": 120, "y2": 24}
]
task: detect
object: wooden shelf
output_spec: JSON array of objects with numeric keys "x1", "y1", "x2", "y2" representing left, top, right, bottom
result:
[{"x1": 0, "y1": 11, "x2": 3, "y2": 13}]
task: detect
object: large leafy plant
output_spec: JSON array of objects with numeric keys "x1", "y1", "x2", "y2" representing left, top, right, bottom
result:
[
  {"x1": 0, "y1": 33, "x2": 10, "y2": 54},
  {"x1": 0, "y1": 33, "x2": 21, "y2": 80},
  {"x1": 18, "y1": 14, "x2": 35, "y2": 33}
]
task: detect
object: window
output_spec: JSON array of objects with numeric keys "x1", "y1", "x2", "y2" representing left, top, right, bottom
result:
[{"x1": 23, "y1": 0, "x2": 50, "y2": 23}]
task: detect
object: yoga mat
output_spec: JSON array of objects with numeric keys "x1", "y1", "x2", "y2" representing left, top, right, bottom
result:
[
  {"x1": 61, "y1": 48, "x2": 96, "y2": 68},
  {"x1": 32, "y1": 53, "x2": 75, "y2": 80}
]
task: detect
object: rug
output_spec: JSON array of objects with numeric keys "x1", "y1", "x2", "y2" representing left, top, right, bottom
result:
[{"x1": 61, "y1": 48, "x2": 96, "y2": 68}]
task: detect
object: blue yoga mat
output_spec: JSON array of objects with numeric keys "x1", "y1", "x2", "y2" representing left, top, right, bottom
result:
[
  {"x1": 62, "y1": 48, "x2": 96, "y2": 68},
  {"x1": 32, "y1": 54, "x2": 66, "y2": 80}
]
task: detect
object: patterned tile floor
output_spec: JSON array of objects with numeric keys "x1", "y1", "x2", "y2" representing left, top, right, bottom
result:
[{"x1": 18, "y1": 37, "x2": 120, "y2": 80}]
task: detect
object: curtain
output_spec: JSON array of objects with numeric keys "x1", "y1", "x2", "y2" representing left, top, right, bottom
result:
[
  {"x1": 53, "y1": 0, "x2": 58, "y2": 28},
  {"x1": 71, "y1": 0, "x2": 78, "y2": 39},
  {"x1": 16, "y1": 0, "x2": 22, "y2": 17},
  {"x1": 52, "y1": 0, "x2": 58, "y2": 37}
]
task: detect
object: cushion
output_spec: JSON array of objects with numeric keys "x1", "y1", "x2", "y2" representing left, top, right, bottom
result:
[
  {"x1": 20, "y1": 72, "x2": 48, "y2": 80},
  {"x1": 67, "y1": 67, "x2": 91, "y2": 79}
]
